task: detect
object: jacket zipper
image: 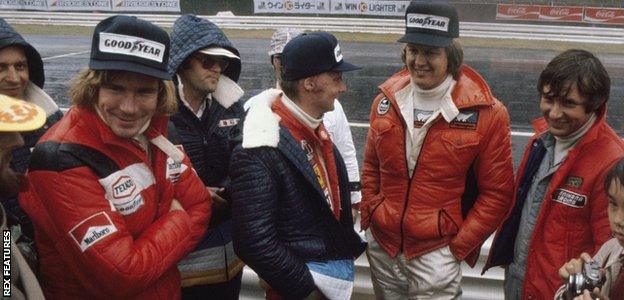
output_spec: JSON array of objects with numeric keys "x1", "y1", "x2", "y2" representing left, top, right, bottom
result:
[{"x1": 399, "y1": 122, "x2": 432, "y2": 253}]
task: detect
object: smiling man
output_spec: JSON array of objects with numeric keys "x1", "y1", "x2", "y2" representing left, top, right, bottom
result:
[
  {"x1": 486, "y1": 49, "x2": 624, "y2": 300},
  {"x1": 360, "y1": 1, "x2": 514, "y2": 298},
  {"x1": 229, "y1": 31, "x2": 366, "y2": 299},
  {"x1": 18, "y1": 15, "x2": 211, "y2": 299}
]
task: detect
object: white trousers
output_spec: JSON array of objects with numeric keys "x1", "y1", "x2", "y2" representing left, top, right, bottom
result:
[{"x1": 366, "y1": 230, "x2": 462, "y2": 300}]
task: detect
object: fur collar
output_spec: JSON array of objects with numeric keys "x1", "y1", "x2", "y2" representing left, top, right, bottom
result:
[
  {"x1": 176, "y1": 74, "x2": 243, "y2": 109},
  {"x1": 242, "y1": 88, "x2": 282, "y2": 149},
  {"x1": 23, "y1": 81, "x2": 59, "y2": 117}
]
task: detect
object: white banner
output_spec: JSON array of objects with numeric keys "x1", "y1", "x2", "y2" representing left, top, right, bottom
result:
[
  {"x1": 112, "y1": 0, "x2": 179, "y2": 12},
  {"x1": 0, "y1": 0, "x2": 47, "y2": 10},
  {"x1": 254, "y1": 0, "x2": 331, "y2": 14},
  {"x1": 47, "y1": 0, "x2": 111, "y2": 11},
  {"x1": 332, "y1": 0, "x2": 409, "y2": 16}
]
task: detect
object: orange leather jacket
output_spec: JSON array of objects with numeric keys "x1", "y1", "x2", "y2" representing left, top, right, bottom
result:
[{"x1": 361, "y1": 65, "x2": 514, "y2": 266}]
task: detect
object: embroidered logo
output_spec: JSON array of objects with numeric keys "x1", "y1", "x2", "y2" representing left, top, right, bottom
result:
[
  {"x1": 166, "y1": 145, "x2": 188, "y2": 183},
  {"x1": 406, "y1": 13, "x2": 450, "y2": 32},
  {"x1": 301, "y1": 140, "x2": 314, "y2": 161},
  {"x1": 552, "y1": 188, "x2": 587, "y2": 208},
  {"x1": 334, "y1": 44, "x2": 343, "y2": 62},
  {"x1": 449, "y1": 110, "x2": 479, "y2": 130},
  {"x1": 112, "y1": 176, "x2": 136, "y2": 199},
  {"x1": 377, "y1": 98, "x2": 390, "y2": 115},
  {"x1": 414, "y1": 109, "x2": 434, "y2": 128},
  {"x1": 565, "y1": 176, "x2": 584, "y2": 188},
  {"x1": 99, "y1": 163, "x2": 155, "y2": 215},
  {"x1": 69, "y1": 212, "x2": 118, "y2": 252},
  {"x1": 218, "y1": 118, "x2": 240, "y2": 127},
  {"x1": 99, "y1": 32, "x2": 165, "y2": 63}
]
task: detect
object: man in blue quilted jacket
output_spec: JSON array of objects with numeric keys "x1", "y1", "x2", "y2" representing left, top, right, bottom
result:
[
  {"x1": 229, "y1": 31, "x2": 366, "y2": 300},
  {"x1": 167, "y1": 14, "x2": 245, "y2": 300}
]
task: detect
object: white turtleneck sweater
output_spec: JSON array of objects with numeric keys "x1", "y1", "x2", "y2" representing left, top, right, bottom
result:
[
  {"x1": 404, "y1": 74, "x2": 457, "y2": 176},
  {"x1": 552, "y1": 113, "x2": 597, "y2": 166},
  {"x1": 281, "y1": 93, "x2": 322, "y2": 129}
]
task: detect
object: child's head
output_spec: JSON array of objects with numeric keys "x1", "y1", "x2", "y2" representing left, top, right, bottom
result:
[{"x1": 604, "y1": 158, "x2": 624, "y2": 247}]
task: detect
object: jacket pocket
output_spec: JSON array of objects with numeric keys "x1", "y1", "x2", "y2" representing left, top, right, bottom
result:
[
  {"x1": 438, "y1": 209, "x2": 459, "y2": 238},
  {"x1": 360, "y1": 193, "x2": 384, "y2": 231}
]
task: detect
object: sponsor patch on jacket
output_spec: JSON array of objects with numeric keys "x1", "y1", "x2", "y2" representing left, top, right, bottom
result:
[
  {"x1": 301, "y1": 140, "x2": 314, "y2": 161},
  {"x1": 377, "y1": 98, "x2": 390, "y2": 115},
  {"x1": 166, "y1": 157, "x2": 188, "y2": 183},
  {"x1": 414, "y1": 109, "x2": 434, "y2": 128},
  {"x1": 99, "y1": 32, "x2": 165, "y2": 63},
  {"x1": 449, "y1": 110, "x2": 479, "y2": 130},
  {"x1": 218, "y1": 118, "x2": 240, "y2": 127},
  {"x1": 99, "y1": 163, "x2": 155, "y2": 215},
  {"x1": 69, "y1": 212, "x2": 118, "y2": 252},
  {"x1": 552, "y1": 188, "x2": 587, "y2": 208},
  {"x1": 565, "y1": 176, "x2": 584, "y2": 188}
]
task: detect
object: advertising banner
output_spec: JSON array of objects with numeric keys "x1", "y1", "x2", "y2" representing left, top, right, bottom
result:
[
  {"x1": 112, "y1": 0, "x2": 179, "y2": 12},
  {"x1": 539, "y1": 6, "x2": 583, "y2": 22},
  {"x1": 253, "y1": 0, "x2": 331, "y2": 14},
  {"x1": 47, "y1": 0, "x2": 110, "y2": 10},
  {"x1": 496, "y1": 4, "x2": 540, "y2": 21},
  {"x1": 331, "y1": 0, "x2": 409, "y2": 16},
  {"x1": 0, "y1": 0, "x2": 47, "y2": 10},
  {"x1": 584, "y1": 7, "x2": 624, "y2": 24}
]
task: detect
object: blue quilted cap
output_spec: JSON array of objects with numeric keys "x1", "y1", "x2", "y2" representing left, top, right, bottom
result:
[
  {"x1": 168, "y1": 14, "x2": 241, "y2": 82},
  {"x1": 90, "y1": 15, "x2": 171, "y2": 80},
  {"x1": 281, "y1": 31, "x2": 360, "y2": 81}
]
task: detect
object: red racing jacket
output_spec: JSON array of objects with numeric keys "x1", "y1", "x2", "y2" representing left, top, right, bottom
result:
[
  {"x1": 485, "y1": 105, "x2": 624, "y2": 300},
  {"x1": 19, "y1": 106, "x2": 211, "y2": 299},
  {"x1": 361, "y1": 65, "x2": 514, "y2": 266}
]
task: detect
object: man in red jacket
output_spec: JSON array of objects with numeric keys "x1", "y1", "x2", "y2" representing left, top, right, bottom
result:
[
  {"x1": 485, "y1": 50, "x2": 624, "y2": 299},
  {"x1": 360, "y1": 1, "x2": 514, "y2": 298},
  {"x1": 18, "y1": 15, "x2": 211, "y2": 299}
]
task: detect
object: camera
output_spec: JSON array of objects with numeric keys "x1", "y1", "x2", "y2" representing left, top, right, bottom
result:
[{"x1": 565, "y1": 259, "x2": 605, "y2": 298}]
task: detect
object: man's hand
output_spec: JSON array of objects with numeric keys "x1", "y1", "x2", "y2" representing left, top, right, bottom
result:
[
  {"x1": 571, "y1": 288, "x2": 609, "y2": 300},
  {"x1": 558, "y1": 253, "x2": 592, "y2": 280},
  {"x1": 208, "y1": 186, "x2": 226, "y2": 207},
  {"x1": 170, "y1": 199, "x2": 185, "y2": 212}
]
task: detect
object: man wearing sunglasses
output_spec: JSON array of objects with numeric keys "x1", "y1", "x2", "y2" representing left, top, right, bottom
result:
[{"x1": 168, "y1": 14, "x2": 245, "y2": 300}]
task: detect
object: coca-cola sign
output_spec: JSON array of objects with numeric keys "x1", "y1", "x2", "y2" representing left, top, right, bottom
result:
[
  {"x1": 539, "y1": 6, "x2": 583, "y2": 22},
  {"x1": 585, "y1": 7, "x2": 624, "y2": 24},
  {"x1": 496, "y1": 4, "x2": 540, "y2": 20}
]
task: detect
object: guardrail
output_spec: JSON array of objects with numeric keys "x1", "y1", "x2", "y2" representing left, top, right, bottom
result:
[{"x1": 2, "y1": 11, "x2": 624, "y2": 44}]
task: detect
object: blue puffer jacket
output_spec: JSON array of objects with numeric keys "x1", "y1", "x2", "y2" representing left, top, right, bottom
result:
[
  {"x1": 168, "y1": 14, "x2": 246, "y2": 287},
  {"x1": 229, "y1": 90, "x2": 366, "y2": 299}
]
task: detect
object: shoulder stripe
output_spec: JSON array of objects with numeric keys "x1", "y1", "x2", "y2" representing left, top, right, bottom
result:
[{"x1": 29, "y1": 141, "x2": 119, "y2": 178}]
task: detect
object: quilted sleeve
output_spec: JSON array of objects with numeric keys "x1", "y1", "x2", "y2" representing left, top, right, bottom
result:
[
  {"x1": 360, "y1": 95, "x2": 385, "y2": 230},
  {"x1": 22, "y1": 166, "x2": 196, "y2": 298},
  {"x1": 173, "y1": 153, "x2": 212, "y2": 252},
  {"x1": 449, "y1": 101, "x2": 515, "y2": 263},
  {"x1": 229, "y1": 147, "x2": 316, "y2": 299}
]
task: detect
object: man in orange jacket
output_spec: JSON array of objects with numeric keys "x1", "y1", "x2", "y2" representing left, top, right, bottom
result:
[{"x1": 360, "y1": 1, "x2": 514, "y2": 298}]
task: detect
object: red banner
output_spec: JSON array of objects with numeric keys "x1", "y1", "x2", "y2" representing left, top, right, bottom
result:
[
  {"x1": 496, "y1": 4, "x2": 540, "y2": 21},
  {"x1": 539, "y1": 6, "x2": 583, "y2": 22},
  {"x1": 584, "y1": 7, "x2": 624, "y2": 24}
]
